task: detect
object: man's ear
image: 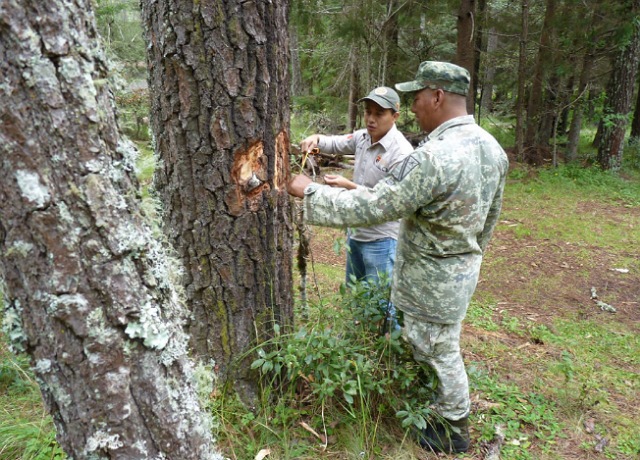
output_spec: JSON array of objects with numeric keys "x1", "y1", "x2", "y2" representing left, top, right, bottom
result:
[
  {"x1": 392, "y1": 111, "x2": 401, "y2": 121},
  {"x1": 433, "y1": 88, "x2": 445, "y2": 105}
]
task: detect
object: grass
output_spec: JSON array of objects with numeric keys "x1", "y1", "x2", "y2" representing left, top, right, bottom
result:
[
  {"x1": 205, "y1": 163, "x2": 639, "y2": 459},
  {"x1": 0, "y1": 338, "x2": 64, "y2": 460}
]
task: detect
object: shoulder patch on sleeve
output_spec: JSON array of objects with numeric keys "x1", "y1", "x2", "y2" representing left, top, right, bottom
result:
[{"x1": 391, "y1": 155, "x2": 420, "y2": 182}]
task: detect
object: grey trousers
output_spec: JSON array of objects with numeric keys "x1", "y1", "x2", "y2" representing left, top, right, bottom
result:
[{"x1": 402, "y1": 313, "x2": 471, "y2": 420}]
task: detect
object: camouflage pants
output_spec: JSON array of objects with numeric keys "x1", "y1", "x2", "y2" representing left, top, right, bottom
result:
[{"x1": 402, "y1": 313, "x2": 470, "y2": 420}]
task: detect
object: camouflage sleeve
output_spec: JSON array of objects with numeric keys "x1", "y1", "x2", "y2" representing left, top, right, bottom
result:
[
  {"x1": 318, "y1": 132, "x2": 358, "y2": 156},
  {"x1": 478, "y1": 174, "x2": 506, "y2": 251},
  {"x1": 304, "y1": 152, "x2": 438, "y2": 228}
]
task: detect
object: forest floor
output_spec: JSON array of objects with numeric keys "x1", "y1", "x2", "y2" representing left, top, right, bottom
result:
[{"x1": 300, "y1": 167, "x2": 640, "y2": 460}]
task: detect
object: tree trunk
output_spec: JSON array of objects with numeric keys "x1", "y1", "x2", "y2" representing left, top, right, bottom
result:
[
  {"x1": 381, "y1": 0, "x2": 401, "y2": 84},
  {"x1": 557, "y1": 75, "x2": 574, "y2": 136},
  {"x1": 566, "y1": 50, "x2": 595, "y2": 161},
  {"x1": 348, "y1": 47, "x2": 360, "y2": 132},
  {"x1": 480, "y1": 27, "x2": 498, "y2": 115},
  {"x1": 140, "y1": 0, "x2": 294, "y2": 399},
  {"x1": 516, "y1": 0, "x2": 529, "y2": 160},
  {"x1": 456, "y1": 0, "x2": 476, "y2": 114},
  {"x1": 597, "y1": 0, "x2": 640, "y2": 170},
  {"x1": 524, "y1": 0, "x2": 557, "y2": 163},
  {"x1": 631, "y1": 60, "x2": 640, "y2": 138},
  {"x1": 540, "y1": 72, "x2": 560, "y2": 143},
  {"x1": 290, "y1": 26, "x2": 304, "y2": 97},
  {"x1": 473, "y1": 0, "x2": 487, "y2": 118},
  {"x1": 0, "y1": 1, "x2": 217, "y2": 458}
]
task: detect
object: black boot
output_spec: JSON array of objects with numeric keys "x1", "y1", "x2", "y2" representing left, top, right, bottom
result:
[{"x1": 419, "y1": 417, "x2": 470, "y2": 453}]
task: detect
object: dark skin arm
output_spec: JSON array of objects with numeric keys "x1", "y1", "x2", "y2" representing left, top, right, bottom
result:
[{"x1": 287, "y1": 174, "x2": 312, "y2": 198}]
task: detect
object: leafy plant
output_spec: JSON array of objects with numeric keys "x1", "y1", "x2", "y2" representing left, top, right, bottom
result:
[{"x1": 212, "y1": 279, "x2": 438, "y2": 459}]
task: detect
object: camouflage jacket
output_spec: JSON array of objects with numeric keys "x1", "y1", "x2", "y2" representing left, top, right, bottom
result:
[
  {"x1": 303, "y1": 115, "x2": 509, "y2": 323},
  {"x1": 318, "y1": 125, "x2": 412, "y2": 242}
]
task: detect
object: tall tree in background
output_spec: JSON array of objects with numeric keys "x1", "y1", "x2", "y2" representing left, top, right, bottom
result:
[
  {"x1": 141, "y1": 0, "x2": 293, "y2": 398},
  {"x1": 290, "y1": 0, "x2": 453, "y2": 131},
  {"x1": 597, "y1": 0, "x2": 640, "y2": 170},
  {"x1": 348, "y1": 46, "x2": 361, "y2": 131},
  {"x1": 566, "y1": 0, "x2": 602, "y2": 162},
  {"x1": 0, "y1": 0, "x2": 218, "y2": 457},
  {"x1": 456, "y1": 0, "x2": 477, "y2": 114},
  {"x1": 515, "y1": 0, "x2": 529, "y2": 160},
  {"x1": 479, "y1": 26, "x2": 498, "y2": 116},
  {"x1": 631, "y1": 62, "x2": 640, "y2": 138},
  {"x1": 523, "y1": 0, "x2": 557, "y2": 164},
  {"x1": 472, "y1": 0, "x2": 487, "y2": 117}
]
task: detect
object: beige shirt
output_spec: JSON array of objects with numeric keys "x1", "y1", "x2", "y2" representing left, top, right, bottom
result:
[{"x1": 317, "y1": 124, "x2": 413, "y2": 242}]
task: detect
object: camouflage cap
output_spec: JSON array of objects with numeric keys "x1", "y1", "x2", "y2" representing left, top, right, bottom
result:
[
  {"x1": 357, "y1": 86, "x2": 401, "y2": 112},
  {"x1": 395, "y1": 61, "x2": 470, "y2": 96}
]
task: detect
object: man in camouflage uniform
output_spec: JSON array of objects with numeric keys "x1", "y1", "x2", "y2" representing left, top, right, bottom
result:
[{"x1": 288, "y1": 61, "x2": 509, "y2": 453}]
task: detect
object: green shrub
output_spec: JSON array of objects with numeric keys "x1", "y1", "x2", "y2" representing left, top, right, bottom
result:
[{"x1": 213, "y1": 279, "x2": 438, "y2": 458}]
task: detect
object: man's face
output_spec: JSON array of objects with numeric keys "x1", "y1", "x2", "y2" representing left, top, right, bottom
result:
[
  {"x1": 411, "y1": 88, "x2": 438, "y2": 132},
  {"x1": 364, "y1": 100, "x2": 399, "y2": 143}
]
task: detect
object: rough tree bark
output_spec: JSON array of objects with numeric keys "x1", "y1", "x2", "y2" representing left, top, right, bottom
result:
[
  {"x1": 0, "y1": 1, "x2": 218, "y2": 458},
  {"x1": 140, "y1": 0, "x2": 294, "y2": 398},
  {"x1": 597, "y1": 0, "x2": 640, "y2": 170},
  {"x1": 456, "y1": 0, "x2": 476, "y2": 114}
]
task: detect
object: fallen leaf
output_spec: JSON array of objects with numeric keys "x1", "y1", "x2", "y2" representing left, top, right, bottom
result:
[
  {"x1": 300, "y1": 421, "x2": 326, "y2": 444},
  {"x1": 255, "y1": 448, "x2": 270, "y2": 460}
]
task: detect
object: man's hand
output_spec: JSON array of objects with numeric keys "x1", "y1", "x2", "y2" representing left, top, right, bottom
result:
[
  {"x1": 287, "y1": 174, "x2": 313, "y2": 198},
  {"x1": 300, "y1": 134, "x2": 321, "y2": 153},
  {"x1": 323, "y1": 174, "x2": 356, "y2": 190}
]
